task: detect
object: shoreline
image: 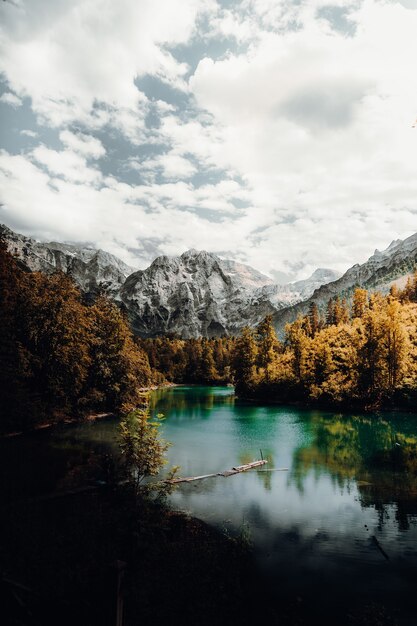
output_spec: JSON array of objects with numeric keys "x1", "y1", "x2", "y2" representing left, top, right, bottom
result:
[{"x1": 0, "y1": 381, "x2": 177, "y2": 440}]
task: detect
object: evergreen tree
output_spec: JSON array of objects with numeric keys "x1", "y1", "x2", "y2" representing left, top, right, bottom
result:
[
  {"x1": 199, "y1": 339, "x2": 218, "y2": 382},
  {"x1": 232, "y1": 327, "x2": 257, "y2": 394},
  {"x1": 256, "y1": 315, "x2": 279, "y2": 381},
  {"x1": 352, "y1": 288, "x2": 368, "y2": 318},
  {"x1": 384, "y1": 298, "x2": 409, "y2": 390},
  {"x1": 308, "y1": 302, "x2": 320, "y2": 336},
  {"x1": 89, "y1": 296, "x2": 151, "y2": 413},
  {"x1": 326, "y1": 298, "x2": 335, "y2": 326}
]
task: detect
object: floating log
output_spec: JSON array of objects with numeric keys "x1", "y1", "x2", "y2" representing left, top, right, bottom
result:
[{"x1": 167, "y1": 459, "x2": 267, "y2": 484}]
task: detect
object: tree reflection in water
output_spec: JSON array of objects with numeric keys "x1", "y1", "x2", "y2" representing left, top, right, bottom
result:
[{"x1": 291, "y1": 413, "x2": 417, "y2": 530}]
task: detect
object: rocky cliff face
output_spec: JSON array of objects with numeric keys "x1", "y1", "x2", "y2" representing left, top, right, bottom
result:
[
  {"x1": 120, "y1": 250, "x2": 340, "y2": 337},
  {"x1": 254, "y1": 268, "x2": 341, "y2": 311},
  {"x1": 120, "y1": 249, "x2": 273, "y2": 337},
  {"x1": 273, "y1": 233, "x2": 417, "y2": 333},
  {"x1": 1, "y1": 223, "x2": 346, "y2": 337},
  {"x1": 1, "y1": 224, "x2": 134, "y2": 298}
]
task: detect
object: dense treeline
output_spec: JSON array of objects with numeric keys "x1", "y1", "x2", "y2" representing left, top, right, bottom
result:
[
  {"x1": 139, "y1": 335, "x2": 235, "y2": 385},
  {"x1": 231, "y1": 281, "x2": 417, "y2": 409},
  {"x1": 4, "y1": 227, "x2": 417, "y2": 432},
  {"x1": 0, "y1": 239, "x2": 152, "y2": 432}
]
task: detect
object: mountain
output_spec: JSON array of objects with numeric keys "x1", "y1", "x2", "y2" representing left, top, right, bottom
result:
[
  {"x1": 273, "y1": 233, "x2": 417, "y2": 333},
  {"x1": 254, "y1": 268, "x2": 341, "y2": 310},
  {"x1": 1, "y1": 224, "x2": 135, "y2": 297},
  {"x1": 1, "y1": 224, "x2": 341, "y2": 337},
  {"x1": 119, "y1": 250, "x2": 343, "y2": 338},
  {"x1": 120, "y1": 249, "x2": 271, "y2": 337}
]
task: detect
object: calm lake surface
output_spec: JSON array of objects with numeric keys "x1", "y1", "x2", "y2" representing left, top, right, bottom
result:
[{"x1": 2, "y1": 385, "x2": 417, "y2": 623}]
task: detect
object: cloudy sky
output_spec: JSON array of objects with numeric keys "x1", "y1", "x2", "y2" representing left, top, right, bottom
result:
[{"x1": 1, "y1": 0, "x2": 417, "y2": 281}]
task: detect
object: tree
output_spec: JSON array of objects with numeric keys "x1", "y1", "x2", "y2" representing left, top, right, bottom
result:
[
  {"x1": 232, "y1": 327, "x2": 257, "y2": 394},
  {"x1": 0, "y1": 237, "x2": 35, "y2": 429},
  {"x1": 199, "y1": 338, "x2": 218, "y2": 382},
  {"x1": 333, "y1": 297, "x2": 349, "y2": 325},
  {"x1": 308, "y1": 302, "x2": 320, "y2": 336},
  {"x1": 285, "y1": 317, "x2": 309, "y2": 383},
  {"x1": 22, "y1": 271, "x2": 92, "y2": 412},
  {"x1": 384, "y1": 298, "x2": 409, "y2": 390},
  {"x1": 357, "y1": 301, "x2": 385, "y2": 399},
  {"x1": 326, "y1": 298, "x2": 335, "y2": 326},
  {"x1": 119, "y1": 406, "x2": 177, "y2": 499},
  {"x1": 256, "y1": 315, "x2": 279, "y2": 381},
  {"x1": 352, "y1": 288, "x2": 368, "y2": 319},
  {"x1": 89, "y1": 296, "x2": 151, "y2": 413}
]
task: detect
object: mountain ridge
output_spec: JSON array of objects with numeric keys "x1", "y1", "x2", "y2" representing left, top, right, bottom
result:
[
  {"x1": 272, "y1": 231, "x2": 417, "y2": 333},
  {"x1": 7, "y1": 222, "x2": 415, "y2": 338}
]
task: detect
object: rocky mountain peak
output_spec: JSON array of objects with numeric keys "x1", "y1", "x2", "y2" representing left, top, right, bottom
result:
[
  {"x1": 1, "y1": 223, "x2": 348, "y2": 338},
  {"x1": 0, "y1": 224, "x2": 135, "y2": 297},
  {"x1": 273, "y1": 231, "x2": 417, "y2": 334}
]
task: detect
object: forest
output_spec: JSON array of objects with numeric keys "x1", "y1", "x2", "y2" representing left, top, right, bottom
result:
[
  {"x1": 230, "y1": 283, "x2": 417, "y2": 409},
  {"x1": 140, "y1": 280, "x2": 417, "y2": 410},
  {"x1": 2, "y1": 235, "x2": 417, "y2": 435},
  {"x1": 0, "y1": 239, "x2": 152, "y2": 433}
]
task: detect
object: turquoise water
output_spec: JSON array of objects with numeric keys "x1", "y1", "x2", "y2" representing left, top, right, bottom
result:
[
  {"x1": 2, "y1": 385, "x2": 417, "y2": 621},
  {"x1": 150, "y1": 386, "x2": 417, "y2": 621}
]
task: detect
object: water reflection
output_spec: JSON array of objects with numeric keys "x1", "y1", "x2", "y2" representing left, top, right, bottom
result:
[
  {"x1": 3, "y1": 386, "x2": 417, "y2": 620},
  {"x1": 150, "y1": 385, "x2": 235, "y2": 420},
  {"x1": 291, "y1": 412, "x2": 417, "y2": 529}
]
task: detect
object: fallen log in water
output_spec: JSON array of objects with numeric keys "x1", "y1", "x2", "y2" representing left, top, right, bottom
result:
[{"x1": 167, "y1": 459, "x2": 267, "y2": 484}]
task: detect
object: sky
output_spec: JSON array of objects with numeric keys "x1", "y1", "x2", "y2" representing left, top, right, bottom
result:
[{"x1": 0, "y1": 0, "x2": 417, "y2": 282}]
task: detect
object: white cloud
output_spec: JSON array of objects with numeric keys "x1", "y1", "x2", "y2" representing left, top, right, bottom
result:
[
  {"x1": 143, "y1": 153, "x2": 197, "y2": 180},
  {"x1": 0, "y1": 91, "x2": 22, "y2": 107},
  {"x1": 0, "y1": 0, "x2": 208, "y2": 132},
  {"x1": 1, "y1": 0, "x2": 417, "y2": 280},
  {"x1": 59, "y1": 130, "x2": 105, "y2": 159},
  {"x1": 32, "y1": 145, "x2": 102, "y2": 184},
  {"x1": 20, "y1": 129, "x2": 38, "y2": 138},
  {"x1": 0, "y1": 149, "x2": 256, "y2": 267},
  {"x1": 187, "y1": 0, "x2": 417, "y2": 274}
]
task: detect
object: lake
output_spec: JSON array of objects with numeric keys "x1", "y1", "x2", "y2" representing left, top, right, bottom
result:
[{"x1": 2, "y1": 385, "x2": 417, "y2": 623}]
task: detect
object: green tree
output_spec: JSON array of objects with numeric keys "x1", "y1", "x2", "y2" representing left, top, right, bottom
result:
[
  {"x1": 308, "y1": 302, "x2": 320, "y2": 336},
  {"x1": 119, "y1": 406, "x2": 177, "y2": 499},
  {"x1": 256, "y1": 315, "x2": 279, "y2": 381},
  {"x1": 232, "y1": 326, "x2": 257, "y2": 394}
]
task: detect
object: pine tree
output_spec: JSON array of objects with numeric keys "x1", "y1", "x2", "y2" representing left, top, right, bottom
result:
[
  {"x1": 326, "y1": 298, "x2": 335, "y2": 326},
  {"x1": 232, "y1": 327, "x2": 257, "y2": 394},
  {"x1": 308, "y1": 302, "x2": 320, "y2": 336},
  {"x1": 200, "y1": 339, "x2": 218, "y2": 382},
  {"x1": 384, "y1": 298, "x2": 409, "y2": 390},
  {"x1": 256, "y1": 315, "x2": 279, "y2": 381},
  {"x1": 352, "y1": 288, "x2": 368, "y2": 318},
  {"x1": 89, "y1": 295, "x2": 151, "y2": 413},
  {"x1": 285, "y1": 317, "x2": 308, "y2": 382}
]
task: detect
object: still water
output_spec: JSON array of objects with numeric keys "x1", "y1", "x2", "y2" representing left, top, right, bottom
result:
[
  {"x1": 2, "y1": 385, "x2": 417, "y2": 622},
  {"x1": 150, "y1": 386, "x2": 417, "y2": 623}
]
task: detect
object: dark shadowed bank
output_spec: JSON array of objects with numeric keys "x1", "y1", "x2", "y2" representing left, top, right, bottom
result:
[{"x1": 1, "y1": 480, "x2": 400, "y2": 626}]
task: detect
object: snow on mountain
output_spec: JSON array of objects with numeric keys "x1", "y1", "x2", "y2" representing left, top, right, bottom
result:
[
  {"x1": 254, "y1": 268, "x2": 342, "y2": 310},
  {"x1": 273, "y1": 232, "x2": 417, "y2": 333},
  {"x1": 1, "y1": 224, "x2": 135, "y2": 297},
  {"x1": 120, "y1": 249, "x2": 276, "y2": 337},
  {"x1": 1, "y1": 224, "x2": 345, "y2": 337}
]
